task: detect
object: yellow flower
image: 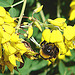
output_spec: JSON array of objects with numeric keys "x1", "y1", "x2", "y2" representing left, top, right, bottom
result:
[
  {"x1": 2, "y1": 24, "x2": 15, "y2": 34},
  {"x1": 10, "y1": 33, "x2": 20, "y2": 42},
  {"x1": 34, "y1": 5, "x2": 43, "y2": 13},
  {"x1": 65, "y1": 39, "x2": 74, "y2": 49},
  {"x1": 0, "y1": 6, "x2": 6, "y2": 17},
  {"x1": 28, "y1": 25, "x2": 33, "y2": 38},
  {"x1": 69, "y1": 9, "x2": 75, "y2": 20},
  {"x1": 42, "y1": 29, "x2": 63, "y2": 43},
  {"x1": 1, "y1": 32, "x2": 10, "y2": 43},
  {"x1": 58, "y1": 53, "x2": 65, "y2": 60},
  {"x1": 0, "y1": 17, "x2": 4, "y2": 25},
  {"x1": 4, "y1": 14, "x2": 14, "y2": 23},
  {"x1": 48, "y1": 18, "x2": 66, "y2": 27},
  {"x1": 57, "y1": 42, "x2": 67, "y2": 54},
  {"x1": 65, "y1": 50, "x2": 72, "y2": 56},
  {"x1": 3, "y1": 42, "x2": 16, "y2": 55},
  {"x1": 42, "y1": 29, "x2": 66, "y2": 54},
  {"x1": 50, "y1": 30, "x2": 63, "y2": 43},
  {"x1": 69, "y1": 0, "x2": 75, "y2": 20},
  {"x1": 9, "y1": 54, "x2": 17, "y2": 66},
  {"x1": 64, "y1": 26, "x2": 75, "y2": 40},
  {"x1": 42, "y1": 29, "x2": 51, "y2": 43},
  {"x1": 70, "y1": 0, "x2": 75, "y2": 8},
  {"x1": 41, "y1": 28, "x2": 74, "y2": 64}
]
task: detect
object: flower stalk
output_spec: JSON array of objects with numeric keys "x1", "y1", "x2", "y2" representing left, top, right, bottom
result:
[{"x1": 16, "y1": 0, "x2": 27, "y2": 32}]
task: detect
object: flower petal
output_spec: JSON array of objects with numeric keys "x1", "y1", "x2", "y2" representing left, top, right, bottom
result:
[
  {"x1": 50, "y1": 30, "x2": 63, "y2": 43},
  {"x1": 28, "y1": 26, "x2": 33, "y2": 38},
  {"x1": 9, "y1": 54, "x2": 16, "y2": 66},
  {"x1": 42, "y1": 29, "x2": 51, "y2": 43},
  {"x1": 64, "y1": 26, "x2": 75, "y2": 40}
]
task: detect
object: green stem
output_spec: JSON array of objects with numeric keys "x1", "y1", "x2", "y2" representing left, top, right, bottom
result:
[
  {"x1": 16, "y1": 0, "x2": 27, "y2": 32},
  {"x1": 57, "y1": 0, "x2": 61, "y2": 17},
  {"x1": 11, "y1": 0, "x2": 24, "y2": 7}
]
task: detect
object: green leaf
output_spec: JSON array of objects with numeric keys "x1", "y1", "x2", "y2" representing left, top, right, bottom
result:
[
  {"x1": 59, "y1": 60, "x2": 66, "y2": 75},
  {"x1": 30, "y1": 60, "x2": 48, "y2": 71},
  {"x1": 9, "y1": 7, "x2": 19, "y2": 17},
  {"x1": 9, "y1": 8, "x2": 17, "y2": 17},
  {"x1": 70, "y1": 50, "x2": 75, "y2": 61},
  {"x1": 18, "y1": 58, "x2": 32, "y2": 75},
  {"x1": 0, "y1": 0, "x2": 14, "y2": 7}
]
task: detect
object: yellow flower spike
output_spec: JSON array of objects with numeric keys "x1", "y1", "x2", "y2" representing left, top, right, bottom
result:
[
  {"x1": 9, "y1": 54, "x2": 17, "y2": 66},
  {"x1": 48, "y1": 18, "x2": 66, "y2": 26},
  {"x1": 50, "y1": 30, "x2": 63, "y2": 43},
  {"x1": 34, "y1": 21, "x2": 42, "y2": 31},
  {"x1": 4, "y1": 14, "x2": 14, "y2": 23},
  {"x1": 10, "y1": 33, "x2": 20, "y2": 42},
  {"x1": 2, "y1": 25, "x2": 15, "y2": 34},
  {"x1": 42, "y1": 29, "x2": 51, "y2": 43},
  {"x1": 66, "y1": 50, "x2": 72, "y2": 56},
  {"x1": 28, "y1": 25, "x2": 33, "y2": 38},
  {"x1": 0, "y1": 6, "x2": 6, "y2": 17},
  {"x1": 5, "y1": 61, "x2": 14, "y2": 72},
  {"x1": 69, "y1": 9, "x2": 75, "y2": 20},
  {"x1": 0, "y1": 17, "x2": 4, "y2": 25},
  {"x1": 58, "y1": 53, "x2": 65, "y2": 60},
  {"x1": 34, "y1": 5, "x2": 43, "y2": 13},
  {"x1": 64, "y1": 26, "x2": 75, "y2": 40}
]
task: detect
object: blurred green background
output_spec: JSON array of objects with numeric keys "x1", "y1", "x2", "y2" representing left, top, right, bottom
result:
[{"x1": 0, "y1": 0, "x2": 75, "y2": 75}]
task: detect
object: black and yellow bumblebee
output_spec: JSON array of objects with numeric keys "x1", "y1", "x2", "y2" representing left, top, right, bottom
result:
[{"x1": 40, "y1": 40, "x2": 59, "y2": 60}]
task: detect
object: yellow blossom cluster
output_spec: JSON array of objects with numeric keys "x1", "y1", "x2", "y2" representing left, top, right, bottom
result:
[
  {"x1": 69, "y1": 0, "x2": 75, "y2": 20},
  {"x1": 41, "y1": 18, "x2": 75, "y2": 64},
  {"x1": 0, "y1": 6, "x2": 36, "y2": 73}
]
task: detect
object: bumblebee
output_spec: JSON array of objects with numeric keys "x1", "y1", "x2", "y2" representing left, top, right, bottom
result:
[{"x1": 40, "y1": 40, "x2": 59, "y2": 60}]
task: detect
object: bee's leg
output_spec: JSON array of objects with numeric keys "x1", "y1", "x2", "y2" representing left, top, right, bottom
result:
[{"x1": 49, "y1": 57, "x2": 54, "y2": 64}]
